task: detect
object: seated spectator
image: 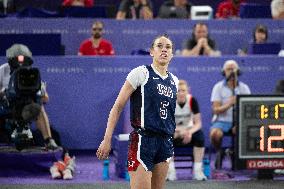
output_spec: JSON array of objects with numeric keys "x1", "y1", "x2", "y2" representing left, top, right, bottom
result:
[
  {"x1": 181, "y1": 23, "x2": 220, "y2": 56},
  {"x1": 253, "y1": 24, "x2": 268, "y2": 44},
  {"x1": 158, "y1": 0, "x2": 191, "y2": 19},
  {"x1": 167, "y1": 80, "x2": 207, "y2": 181},
  {"x1": 78, "y1": 21, "x2": 115, "y2": 56},
  {"x1": 210, "y1": 60, "x2": 251, "y2": 169},
  {"x1": 116, "y1": 0, "x2": 153, "y2": 20},
  {"x1": 271, "y1": 0, "x2": 284, "y2": 19},
  {"x1": 62, "y1": 0, "x2": 94, "y2": 7},
  {"x1": 238, "y1": 24, "x2": 268, "y2": 55},
  {"x1": 215, "y1": 0, "x2": 245, "y2": 19}
]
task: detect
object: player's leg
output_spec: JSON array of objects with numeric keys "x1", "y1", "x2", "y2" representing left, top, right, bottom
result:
[
  {"x1": 153, "y1": 136, "x2": 174, "y2": 188},
  {"x1": 129, "y1": 165, "x2": 152, "y2": 189},
  {"x1": 151, "y1": 161, "x2": 169, "y2": 189},
  {"x1": 127, "y1": 131, "x2": 156, "y2": 189}
]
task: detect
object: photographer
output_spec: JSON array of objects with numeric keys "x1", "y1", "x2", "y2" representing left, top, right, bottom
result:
[{"x1": 0, "y1": 44, "x2": 58, "y2": 150}]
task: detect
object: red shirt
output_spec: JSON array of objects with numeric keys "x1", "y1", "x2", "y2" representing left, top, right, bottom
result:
[
  {"x1": 79, "y1": 38, "x2": 115, "y2": 56},
  {"x1": 62, "y1": 0, "x2": 94, "y2": 7},
  {"x1": 215, "y1": 0, "x2": 245, "y2": 19}
]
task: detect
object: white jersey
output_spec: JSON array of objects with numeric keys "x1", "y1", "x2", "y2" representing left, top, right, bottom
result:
[{"x1": 175, "y1": 94, "x2": 194, "y2": 128}]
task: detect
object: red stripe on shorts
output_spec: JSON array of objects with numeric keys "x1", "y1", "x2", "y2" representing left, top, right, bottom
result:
[{"x1": 127, "y1": 132, "x2": 141, "y2": 171}]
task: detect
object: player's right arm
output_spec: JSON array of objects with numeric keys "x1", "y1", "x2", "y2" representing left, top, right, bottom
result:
[
  {"x1": 97, "y1": 81, "x2": 134, "y2": 160},
  {"x1": 96, "y1": 66, "x2": 147, "y2": 160}
]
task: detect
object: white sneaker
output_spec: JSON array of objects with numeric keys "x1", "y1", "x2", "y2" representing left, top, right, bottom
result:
[
  {"x1": 22, "y1": 128, "x2": 33, "y2": 139},
  {"x1": 193, "y1": 170, "x2": 207, "y2": 181},
  {"x1": 63, "y1": 168, "x2": 73, "y2": 180},
  {"x1": 50, "y1": 165, "x2": 61, "y2": 179},
  {"x1": 166, "y1": 160, "x2": 177, "y2": 181}
]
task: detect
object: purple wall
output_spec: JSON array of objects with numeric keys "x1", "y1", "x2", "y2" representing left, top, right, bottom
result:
[
  {"x1": 0, "y1": 55, "x2": 282, "y2": 149},
  {"x1": 0, "y1": 18, "x2": 283, "y2": 56}
]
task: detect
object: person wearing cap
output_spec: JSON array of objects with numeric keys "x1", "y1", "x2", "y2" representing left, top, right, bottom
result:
[
  {"x1": 210, "y1": 60, "x2": 250, "y2": 169},
  {"x1": 0, "y1": 44, "x2": 58, "y2": 150}
]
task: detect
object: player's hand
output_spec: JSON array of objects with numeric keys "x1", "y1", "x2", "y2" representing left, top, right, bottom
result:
[
  {"x1": 96, "y1": 139, "x2": 111, "y2": 160},
  {"x1": 182, "y1": 130, "x2": 192, "y2": 144}
]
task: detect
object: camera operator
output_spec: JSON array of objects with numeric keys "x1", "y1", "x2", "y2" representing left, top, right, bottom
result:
[{"x1": 0, "y1": 44, "x2": 58, "y2": 150}]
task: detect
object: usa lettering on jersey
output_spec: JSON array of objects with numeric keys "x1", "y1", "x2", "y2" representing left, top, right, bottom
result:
[{"x1": 157, "y1": 84, "x2": 174, "y2": 98}]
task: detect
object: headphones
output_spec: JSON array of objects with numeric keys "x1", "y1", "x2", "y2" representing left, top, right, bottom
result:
[{"x1": 221, "y1": 68, "x2": 241, "y2": 76}]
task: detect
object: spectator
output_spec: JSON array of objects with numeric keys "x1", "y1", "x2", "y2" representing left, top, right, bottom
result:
[
  {"x1": 62, "y1": 0, "x2": 94, "y2": 7},
  {"x1": 210, "y1": 60, "x2": 250, "y2": 169},
  {"x1": 271, "y1": 0, "x2": 284, "y2": 19},
  {"x1": 158, "y1": 0, "x2": 191, "y2": 19},
  {"x1": 215, "y1": 0, "x2": 245, "y2": 19},
  {"x1": 116, "y1": 0, "x2": 153, "y2": 20},
  {"x1": 253, "y1": 24, "x2": 268, "y2": 44},
  {"x1": 167, "y1": 80, "x2": 207, "y2": 181},
  {"x1": 238, "y1": 24, "x2": 268, "y2": 55},
  {"x1": 78, "y1": 21, "x2": 115, "y2": 56},
  {"x1": 181, "y1": 23, "x2": 220, "y2": 56}
]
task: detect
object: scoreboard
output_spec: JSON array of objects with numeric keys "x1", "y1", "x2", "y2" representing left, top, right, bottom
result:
[{"x1": 236, "y1": 95, "x2": 284, "y2": 169}]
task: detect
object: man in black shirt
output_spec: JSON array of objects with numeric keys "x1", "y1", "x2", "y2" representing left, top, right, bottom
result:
[
  {"x1": 182, "y1": 23, "x2": 219, "y2": 56},
  {"x1": 158, "y1": 0, "x2": 192, "y2": 19},
  {"x1": 116, "y1": 0, "x2": 153, "y2": 19}
]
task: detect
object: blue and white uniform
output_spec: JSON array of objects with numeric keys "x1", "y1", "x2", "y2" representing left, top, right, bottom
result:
[{"x1": 126, "y1": 64, "x2": 178, "y2": 171}]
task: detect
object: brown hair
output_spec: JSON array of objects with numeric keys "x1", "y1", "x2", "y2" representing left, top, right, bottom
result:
[{"x1": 151, "y1": 34, "x2": 174, "y2": 50}]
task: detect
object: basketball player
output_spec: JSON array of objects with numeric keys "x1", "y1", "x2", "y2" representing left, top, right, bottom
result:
[{"x1": 97, "y1": 34, "x2": 178, "y2": 189}]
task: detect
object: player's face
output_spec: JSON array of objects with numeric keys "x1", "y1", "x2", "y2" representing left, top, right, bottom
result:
[
  {"x1": 150, "y1": 37, "x2": 173, "y2": 66},
  {"x1": 177, "y1": 84, "x2": 188, "y2": 103}
]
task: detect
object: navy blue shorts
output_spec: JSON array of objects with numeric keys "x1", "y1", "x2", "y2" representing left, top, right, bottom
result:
[{"x1": 127, "y1": 129, "x2": 174, "y2": 172}]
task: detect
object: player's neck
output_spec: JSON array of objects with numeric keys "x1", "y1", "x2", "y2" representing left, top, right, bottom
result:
[{"x1": 152, "y1": 63, "x2": 167, "y2": 76}]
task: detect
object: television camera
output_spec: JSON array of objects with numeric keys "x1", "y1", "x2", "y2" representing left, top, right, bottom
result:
[{"x1": 4, "y1": 44, "x2": 42, "y2": 151}]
